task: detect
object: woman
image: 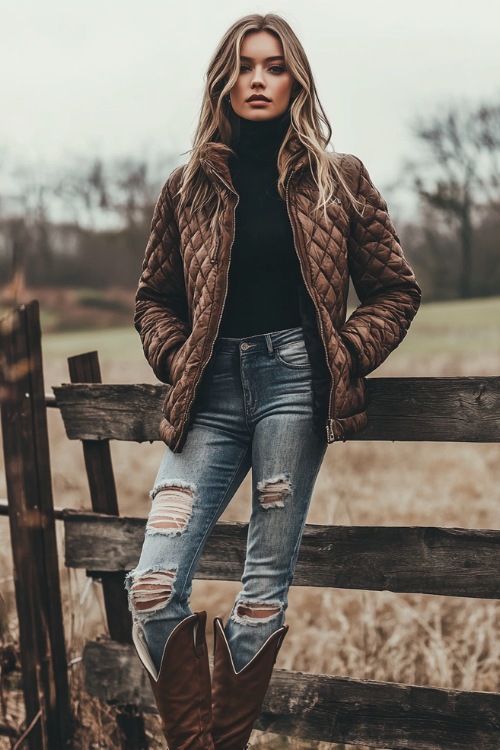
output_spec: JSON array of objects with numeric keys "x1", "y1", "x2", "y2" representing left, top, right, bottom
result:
[{"x1": 126, "y1": 12, "x2": 421, "y2": 750}]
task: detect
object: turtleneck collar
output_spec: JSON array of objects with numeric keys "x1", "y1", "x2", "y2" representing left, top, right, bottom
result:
[{"x1": 231, "y1": 110, "x2": 291, "y2": 164}]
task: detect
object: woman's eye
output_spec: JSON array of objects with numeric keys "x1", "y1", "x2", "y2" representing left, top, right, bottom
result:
[{"x1": 239, "y1": 65, "x2": 286, "y2": 74}]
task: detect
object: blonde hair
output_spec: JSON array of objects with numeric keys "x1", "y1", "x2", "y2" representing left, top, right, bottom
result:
[{"x1": 175, "y1": 13, "x2": 362, "y2": 231}]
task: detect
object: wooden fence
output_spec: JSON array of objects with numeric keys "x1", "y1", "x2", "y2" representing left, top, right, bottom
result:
[{"x1": 1, "y1": 299, "x2": 500, "y2": 749}]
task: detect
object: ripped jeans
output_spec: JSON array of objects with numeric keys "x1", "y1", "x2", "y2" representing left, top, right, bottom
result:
[{"x1": 125, "y1": 325, "x2": 328, "y2": 672}]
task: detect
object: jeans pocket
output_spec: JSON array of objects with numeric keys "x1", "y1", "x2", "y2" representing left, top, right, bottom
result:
[{"x1": 275, "y1": 338, "x2": 311, "y2": 370}]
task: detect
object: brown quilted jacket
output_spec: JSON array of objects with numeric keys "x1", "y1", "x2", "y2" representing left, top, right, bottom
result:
[{"x1": 135, "y1": 149, "x2": 421, "y2": 452}]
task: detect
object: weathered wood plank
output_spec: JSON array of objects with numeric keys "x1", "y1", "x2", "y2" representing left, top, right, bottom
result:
[
  {"x1": 54, "y1": 383, "x2": 167, "y2": 442},
  {"x1": 83, "y1": 639, "x2": 500, "y2": 750},
  {"x1": 53, "y1": 376, "x2": 500, "y2": 443},
  {"x1": 63, "y1": 510, "x2": 500, "y2": 599}
]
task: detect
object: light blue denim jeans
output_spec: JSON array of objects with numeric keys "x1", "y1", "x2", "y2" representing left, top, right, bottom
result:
[{"x1": 125, "y1": 325, "x2": 328, "y2": 672}]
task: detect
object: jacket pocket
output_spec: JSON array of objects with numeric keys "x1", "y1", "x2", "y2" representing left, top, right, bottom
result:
[
  {"x1": 333, "y1": 333, "x2": 368, "y2": 418},
  {"x1": 338, "y1": 374, "x2": 367, "y2": 418},
  {"x1": 165, "y1": 339, "x2": 187, "y2": 383}
]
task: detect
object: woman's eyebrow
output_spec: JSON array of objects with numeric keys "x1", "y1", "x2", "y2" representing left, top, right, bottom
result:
[{"x1": 240, "y1": 55, "x2": 285, "y2": 62}]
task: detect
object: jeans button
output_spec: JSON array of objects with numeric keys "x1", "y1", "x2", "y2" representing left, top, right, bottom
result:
[{"x1": 240, "y1": 342, "x2": 250, "y2": 351}]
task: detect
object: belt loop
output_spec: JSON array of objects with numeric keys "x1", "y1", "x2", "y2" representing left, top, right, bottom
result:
[{"x1": 265, "y1": 333, "x2": 274, "y2": 356}]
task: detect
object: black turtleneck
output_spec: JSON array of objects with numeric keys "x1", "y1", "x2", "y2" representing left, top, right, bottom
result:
[{"x1": 217, "y1": 112, "x2": 303, "y2": 337}]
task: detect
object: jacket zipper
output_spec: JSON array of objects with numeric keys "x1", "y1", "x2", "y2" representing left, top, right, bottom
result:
[
  {"x1": 173, "y1": 168, "x2": 239, "y2": 451},
  {"x1": 285, "y1": 170, "x2": 337, "y2": 443}
]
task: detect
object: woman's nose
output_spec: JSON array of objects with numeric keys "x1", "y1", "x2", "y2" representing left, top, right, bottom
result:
[{"x1": 250, "y1": 67, "x2": 265, "y2": 86}]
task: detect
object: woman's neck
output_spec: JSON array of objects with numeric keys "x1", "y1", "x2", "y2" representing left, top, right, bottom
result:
[{"x1": 232, "y1": 110, "x2": 291, "y2": 163}]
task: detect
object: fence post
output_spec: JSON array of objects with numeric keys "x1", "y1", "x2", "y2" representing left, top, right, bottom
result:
[
  {"x1": 0, "y1": 301, "x2": 73, "y2": 749},
  {"x1": 68, "y1": 351, "x2": 148, "y2": 750}
]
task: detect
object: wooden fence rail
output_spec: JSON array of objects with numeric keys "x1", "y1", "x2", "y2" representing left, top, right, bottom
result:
[
  {"x1": 53, "y1": 377, "x2": 500, "y2": 443},
  {"x1": 64, "y1": 510, "x2": 500, "y2": 600}
]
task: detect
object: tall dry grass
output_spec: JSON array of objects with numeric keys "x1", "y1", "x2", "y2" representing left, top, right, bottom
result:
[{"x1": 0, "y1": 296, "x2": 499, "y2": 749}]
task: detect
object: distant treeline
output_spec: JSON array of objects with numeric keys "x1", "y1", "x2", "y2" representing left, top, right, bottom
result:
[
  {"x1": 0, "y1": 218, "x2": 155, "y2": 289},
  {"x1": 1, "y1": 97, "x2": 500, "y2": 302}
]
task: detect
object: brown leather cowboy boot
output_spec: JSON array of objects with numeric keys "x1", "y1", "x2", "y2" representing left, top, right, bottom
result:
[
  {"x1": 211, "y1": 616, "x2": 288, "y2": 750},
  {"x1": 132, "y1": 611, "x2": 214, "y2": 750}
]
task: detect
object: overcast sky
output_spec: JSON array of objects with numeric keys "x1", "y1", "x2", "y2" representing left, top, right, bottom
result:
[{"x1": 2, "y1": 0, "x2": 500, "y2": 216}]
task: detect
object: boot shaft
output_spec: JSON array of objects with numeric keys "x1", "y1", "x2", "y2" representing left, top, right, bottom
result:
[
  {"x1": 211, "y1": 617, "x2": 288, "y2": 750},
  {"x1": 133, "y1": 611, "x2": 214, "y2": 750}
]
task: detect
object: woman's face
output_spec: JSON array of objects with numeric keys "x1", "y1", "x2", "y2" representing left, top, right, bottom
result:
[{"x1": 229, "y1": 30, "x2": 294, "y2": 121}]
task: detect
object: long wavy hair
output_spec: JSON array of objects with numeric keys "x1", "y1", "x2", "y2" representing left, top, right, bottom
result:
[{"x1": 175, "y1": 13, "x2": 363, "y2": 231}]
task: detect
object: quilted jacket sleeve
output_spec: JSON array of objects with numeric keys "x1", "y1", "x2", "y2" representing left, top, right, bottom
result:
[
  {"x1": 134, "y1": 173, "x2": 190, "y2": 384},
  {"x1": 339, "y1": 156, "x2": 421, "y2": 378}
]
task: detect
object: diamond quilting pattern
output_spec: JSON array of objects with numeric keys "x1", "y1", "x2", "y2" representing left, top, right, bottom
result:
[{"x1": 134, "y1": 152, "x2": 421, "y2": 452}]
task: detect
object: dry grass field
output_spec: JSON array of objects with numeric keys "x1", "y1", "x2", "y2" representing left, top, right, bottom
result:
[{"x1": 0, "y1": 295, "x2": 499, "y2": 749}]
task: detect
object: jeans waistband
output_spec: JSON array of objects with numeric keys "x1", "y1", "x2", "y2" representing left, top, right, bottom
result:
[{"x1": 215, "y1": 326, "x2": 305, "y2": 355}]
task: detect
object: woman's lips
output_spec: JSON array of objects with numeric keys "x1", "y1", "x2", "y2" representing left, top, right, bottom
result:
[{"x1": 247, "y1": 99, "x2": 270, "y2": 106}]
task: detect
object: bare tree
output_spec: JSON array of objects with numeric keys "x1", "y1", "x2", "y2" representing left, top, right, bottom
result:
[
  {"x1": 0, "y1": 165, "x2": 52, "y2": 303},
  {"x1": 53, "y1": 157, "x2": 111, "y2": 229},
  {"x1": 0, "y1": 149, "x2": 186, "y2": 296},
  {"x1": 408, "y1": 99, "x2": 500, "y2": 298}
]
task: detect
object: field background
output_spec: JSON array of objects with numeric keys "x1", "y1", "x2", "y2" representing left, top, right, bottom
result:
[{"x1": 1, "y1": 295, "x2": 500, "y2": 749}]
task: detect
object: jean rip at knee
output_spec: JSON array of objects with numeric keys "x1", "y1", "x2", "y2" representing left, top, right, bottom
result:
[
  {"x1": 125, "y1": 565, "x2": 178, "y2": 622},
  {"x1": 256, "y1": 472, "x2": 292, "y2": 509},
  {"x1": 146, "y1": 479, "x2": 197, "y2": 536}
]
